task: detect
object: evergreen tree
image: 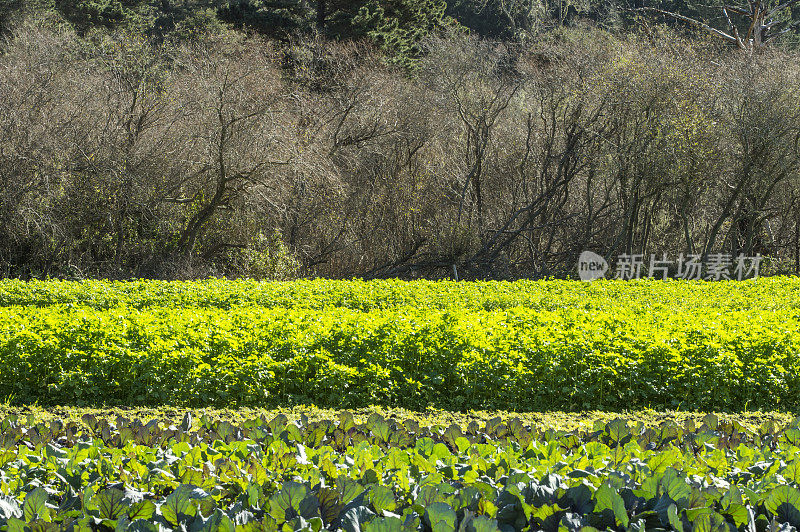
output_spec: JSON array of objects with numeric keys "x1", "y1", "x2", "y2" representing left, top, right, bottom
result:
[
  {"x1": 217, "y1": 0, "x2": 311, "y2": 39},
  {"x1": 446, "y1": 0, "x2": 529, "y2": 39},
  {"x1": 54, "y1": 0, "x2": 146, "y2": 33},
  {"x1": 351, "y1": 0, "x2": 453, "y2": 68},
  {"x1": 218, "y1": 0, "x2": 451, "y2": 67}
]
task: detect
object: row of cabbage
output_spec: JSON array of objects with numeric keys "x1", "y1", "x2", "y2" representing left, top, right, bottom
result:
[
  {"x1": 0, "y1": 278, "x2": 799, "y2": 312},
  {"x1": 2, "y1": 413, "x2": 800, "y2": 531},
  {"x1": 2, "y1": 303, "x2": 799, "y2": 411}
]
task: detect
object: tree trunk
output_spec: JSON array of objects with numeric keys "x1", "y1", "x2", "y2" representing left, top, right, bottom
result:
[{"x1": 316, "y1": 0, "x2": 327, "y2": 31}]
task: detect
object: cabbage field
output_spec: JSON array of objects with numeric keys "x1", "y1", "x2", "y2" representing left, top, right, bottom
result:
[
  {"x1": 2, "y1": 278, "x2": 800, "y2": 531},
  {"x1": 3, "y1": 411, "x2": 800, "y2": 531}
]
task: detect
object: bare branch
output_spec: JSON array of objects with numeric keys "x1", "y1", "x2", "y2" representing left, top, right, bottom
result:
[{"x1": 632, "y1": 7, "x2": 741, "y2": 46}]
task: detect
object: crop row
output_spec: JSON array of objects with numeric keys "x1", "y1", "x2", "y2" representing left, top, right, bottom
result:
[
  {"x1": 3, "y1": 406, "x2": 793, "y2": 435},
  {"x1": 1, "y1": 278, "x2": 799, "y2": 312},
  {"x1": 2, "y1": 304, "x2": 800, "y2": 411},
  {"x1": 3, "y1": 413, "x2": 800, "y2": 531}
]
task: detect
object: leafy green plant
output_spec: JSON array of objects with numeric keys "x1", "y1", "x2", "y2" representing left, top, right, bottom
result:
[
  {"x1": 1, "y1": 278, "x2": 800, "y2": 411},
  {"x1": 2, "y1": 413, "x2": 800, "y2": 530}
]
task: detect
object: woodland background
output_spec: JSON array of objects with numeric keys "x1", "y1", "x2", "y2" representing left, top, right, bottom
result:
[{"x1": 1, "y1": 0, "x2": 799, "y2": 279}]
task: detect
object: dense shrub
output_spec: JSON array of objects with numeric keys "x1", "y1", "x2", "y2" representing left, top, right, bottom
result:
[{"x1": 2, "y1": 278, "x2": 799, "y2": 411}]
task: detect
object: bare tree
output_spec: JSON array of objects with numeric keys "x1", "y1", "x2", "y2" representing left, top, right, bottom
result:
[
  {"x1": 635, "y1": 0, "x2": 800, "y2": 49},
  {"x1": 168, "y1": 39, "x2": 293, "y2": 257}
]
